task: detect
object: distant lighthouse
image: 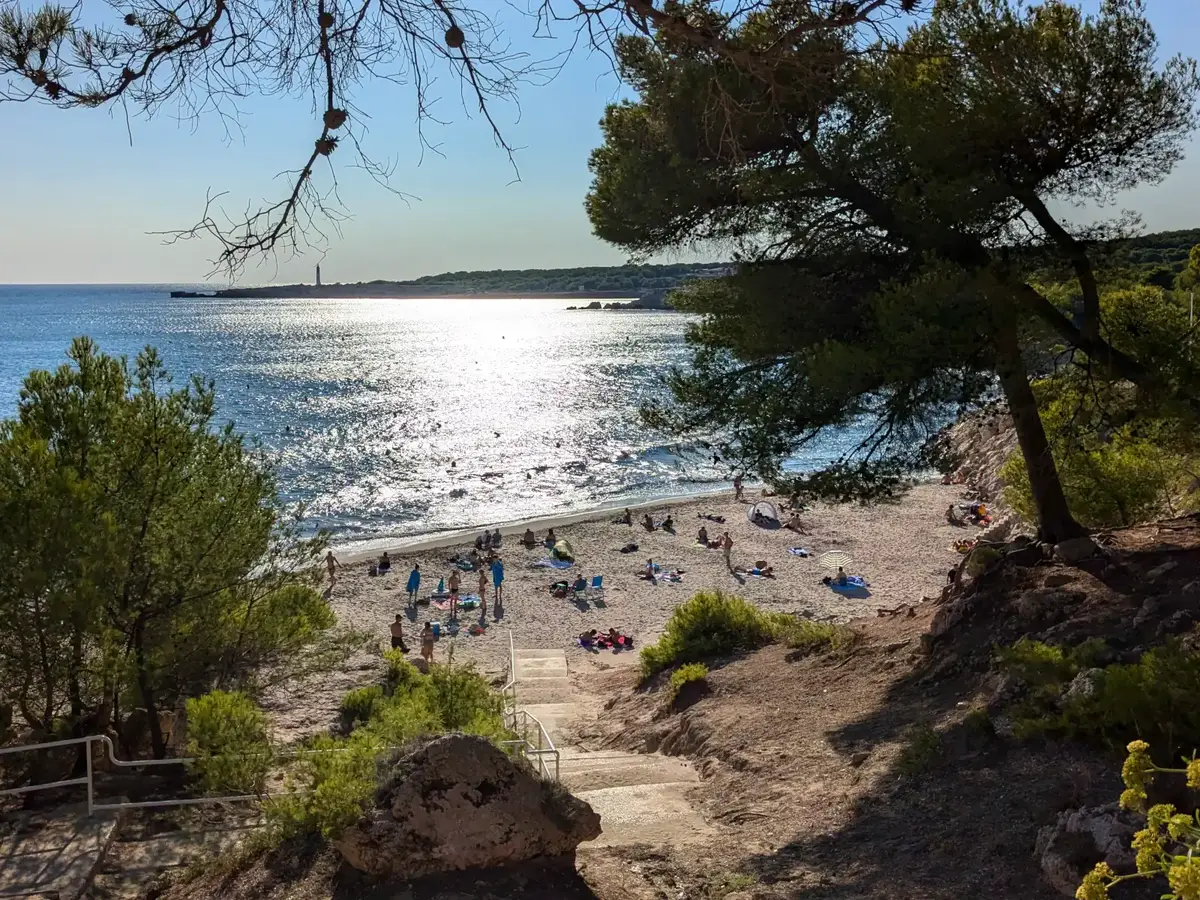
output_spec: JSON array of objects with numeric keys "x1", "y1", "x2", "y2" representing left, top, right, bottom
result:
[{"x1": 315, "y1": 264, "x2": 322, "y2": 287}]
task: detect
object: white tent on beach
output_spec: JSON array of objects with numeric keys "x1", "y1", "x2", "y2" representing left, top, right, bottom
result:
[{"x1": 746, "y1": 500, "x2": 780, "y2": 523}]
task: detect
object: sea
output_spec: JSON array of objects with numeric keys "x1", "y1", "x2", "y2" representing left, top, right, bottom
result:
[{"x1": 0, "y1": 285, "x2": 867, "y2": 553}]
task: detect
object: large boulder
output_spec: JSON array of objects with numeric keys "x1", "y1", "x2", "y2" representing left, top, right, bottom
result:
[
  {"x1": 1035, "y1": 803, "x2": 1138, "y2": 897},
  {"x1": 333, "y1": 734, "x2": 601, "y2": 879}
]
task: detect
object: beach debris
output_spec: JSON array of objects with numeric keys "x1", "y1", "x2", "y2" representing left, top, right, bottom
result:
[{"x1": 333, "y1": 734, "x2": 599, "y2": 878}]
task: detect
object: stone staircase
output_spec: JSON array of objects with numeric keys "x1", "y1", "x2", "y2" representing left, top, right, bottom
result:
[{"x1": 510, "y1": 647, "x2": 712, "y2": 848}]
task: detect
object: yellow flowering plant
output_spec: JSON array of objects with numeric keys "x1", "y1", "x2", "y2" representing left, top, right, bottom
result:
[{"x1": 1078, "y1": 741, "x2": 1200, "y2": 900}]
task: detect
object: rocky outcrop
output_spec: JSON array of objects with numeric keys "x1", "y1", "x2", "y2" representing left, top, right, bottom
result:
[
  {"x1": 933, "y1": 403, "x2": 1020, "y2": 512},
  {"x1": 1035, "y1": 804, "x2": 1138, "y2": 897},
  {"x1": 333, "y1": 734, "x2": 601, "y2": 879}
]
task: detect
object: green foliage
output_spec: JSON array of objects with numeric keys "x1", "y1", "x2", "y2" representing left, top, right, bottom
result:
[
  {"x1": 401, "y1": 262, "x2": 726, "y2": 295},
  {"x1": 340, "y1": 685, "x2": 385, "y2": 729},
  {"x1": 185, "y1": 690, "x2": 274, "y2": 797},
  {"x1": 640, "y1": 591, "x2": 777, "y2": 677},
  {"x1": 383, "y1": 649, "x2": 420, "y2": 692},
  {"x1": 1076, "y1": 740, "x2": 1200, "y2": 900},
  {"x1": 640, "y1": 591, "x2": 851, "y2": 678},
  {"x1": 998, "y1": 640, "x2": 1200, "y2": 756},
  {"x1": 668, "y1": 663, "x2": 709, "y2": 698},
  {"x1": 897, "y1": 724, "x2": 943, "y2": 776},
  {"x1": 269, "y1": 658, "x2": 507, "y2": 840},
  {"x1": 0, "y1": 339, "x2": 340, "y2": 758}
]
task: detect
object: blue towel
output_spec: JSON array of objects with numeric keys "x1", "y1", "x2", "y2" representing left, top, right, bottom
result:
[{"x1": 406, "y1": 570, "x2": 421, "y2": 592}]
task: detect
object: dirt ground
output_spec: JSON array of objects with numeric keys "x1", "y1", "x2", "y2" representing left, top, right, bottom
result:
[{"x1": 150, "y1": 515, "x2": 1200, "y2": 900}]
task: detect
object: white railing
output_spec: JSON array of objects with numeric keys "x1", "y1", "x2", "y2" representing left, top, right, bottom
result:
[
  {"x1": 500, "y1": 629, "x2": 560, "y2": 781},
  {"x1": 0, "y1": 734, "x2": 262, "y2": 816}
]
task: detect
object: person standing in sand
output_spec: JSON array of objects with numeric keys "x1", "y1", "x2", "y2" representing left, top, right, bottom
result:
[
  {"x1": 406, "y1": 563, "x2": 421, "y2": 606},
  {"x1": 478, "y1": 567, "x2": 488, "y2": 617},
  {"x1": 491, "y1": 557, "x2": 505, "y2": 608},
  {"x1": 721, "y1": 531, "x2": 734, "y2": 571},
  {"x1": 389, "y1": 615, "x2": 409, "y2": 653},
  {"x1": 325, "y1": 550, "x2": 341, "y2": 585},
  {"x1": 421, "y1": 622, "x2": 435, "y2": 663},
  {"x1": 448, "y1": 570, "x2": 461, "y2": 619},
  {"x1": 733, "y1": 475, "x2": 744, "y2": 502}
]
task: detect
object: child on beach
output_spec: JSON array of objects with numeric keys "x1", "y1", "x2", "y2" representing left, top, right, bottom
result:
[
  {"x1": 478, "y1": 568, "x2": 488, "y2": 617},
  {"x1": 406, "y1": 564, "x2": 421, "y2": 605}
]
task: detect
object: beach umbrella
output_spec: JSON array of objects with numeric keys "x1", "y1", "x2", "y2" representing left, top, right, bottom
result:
[{"x1": 818, "y1": 550, "x2": 853, "y2": 570}]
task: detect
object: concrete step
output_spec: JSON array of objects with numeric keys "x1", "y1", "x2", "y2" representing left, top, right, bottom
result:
[
  {"x1": 514, "y1": 656, "x2": 568, "y2": 674},
  {"x1": 512, "y1": 649, "x2": 567, "y2": 661},
  {"x1": 516, "y1": 703, "x2": 579, "y2": 742},
  {"x1": 514, "y1": 679, "x2": 573, "y2": 705},
  {"x1": 559, "y1": 750, "x2": 699, "y2": 792},
  {"x1": 576, "y1": 782, "x2": 714, "y2": 848},
  {"x1": 0, "y1": 804, "x2": 124, "y2": 900}
]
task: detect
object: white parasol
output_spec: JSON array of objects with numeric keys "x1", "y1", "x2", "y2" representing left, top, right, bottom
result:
[{"x1": 817, "y1": 550, "x2": 854, "y2": 570}]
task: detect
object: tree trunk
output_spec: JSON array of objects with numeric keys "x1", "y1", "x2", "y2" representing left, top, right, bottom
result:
[
  {"x1": 133, "y1": 623, "x2": 166, "y2": 759},
  {"x1": 993, "y1": 323, "x2": 1086, "y2": 543}
]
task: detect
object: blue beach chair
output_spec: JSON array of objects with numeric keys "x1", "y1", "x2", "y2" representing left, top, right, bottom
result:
[{"x1": 586, "y1": 575, "x2": 604, "y2": 602}]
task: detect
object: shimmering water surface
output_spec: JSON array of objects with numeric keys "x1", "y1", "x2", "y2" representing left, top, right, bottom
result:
[{"x1": 0, "y1": 285, "x2": 865, "y2": 551}]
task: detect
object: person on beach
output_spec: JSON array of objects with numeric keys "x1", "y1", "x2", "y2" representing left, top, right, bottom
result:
[
  {"x1": 733, "y1": 475, "x2": 744, "y2": 501},
  {"x1": 644, "y1": 558, "x2": 657, "y2": 583},
  {"x1": 378, "y1": 551, "x2": 391, "y2": 574},
  {"x1": 697, "y1": 524, "x2": 708, "y2": 546},
  {"x1": 325, "y1": 550, "x2": 341, "y2": 585},
  {"x1": 721, "y1": 532, "x2": 734, "y2": 571},
  {"x1": 406, "y1": 564, "x2": 421, "y2": 605},
  {"x1": 836, "y1": 567, "x2": 848, "y2": 586},
  {"x1": 421, "y1": 622, "x2": 435, "y2": 663},
  {"x1": 389, "y1": 615, "x2": 409, "y2": 653},
  {"x1": 491, "y1": 557, "x2": 505, "y2": 607},
  {"x1": 545, "y1": 527, "x2": 557, "y2": 547},
  {"x1": 619, "y1": 508, "x2": 632, "y2": 525},
  {"x1": 491, "y1": 528, "x2": 502, "y2": 548},
  {"x1": 572, "y1": 574, "x2": 588, "y2": 594},
  {"x1": 642, "y1": 513, "x2": 656, "y2": 531},
  {"x1": 785, "y1": 512, "x2": 807, "y2": 533},
  {"x1": 478, "y1": 567, "x2": 489, "y2": 617},
  {"x1": 522, "y1": 528, "x2": 536, "y2": 547},
  {"x1": 662, "y1": 514, "x2": 674, "y2": 532},
  {"x1": 448, "y1": 570, "x2": 461, "y2": 619}
]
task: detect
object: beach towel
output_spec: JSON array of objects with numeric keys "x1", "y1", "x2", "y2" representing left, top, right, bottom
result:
[
  {"x1": 533, "y1": 558, "x2": 573, "y2": 569},
  {"x1": 788, "y1": 547, "x2": 810, "y2": 557},
  {"x1": 828, "y1": 576, "x2": 871, "y2": 597},
  {"x1": 406, "y1": 570, "x2": 421, "y2": 593},
  {"x1": 746, "y1": 568, "x2": 774, "y2": 578},
  {"x1": 491, "y1": 560, "x2": 505, "y2": 587}
]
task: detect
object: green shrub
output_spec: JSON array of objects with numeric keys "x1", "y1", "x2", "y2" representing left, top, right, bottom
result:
[
  {"x1": 340, "y1": 685, "x2": 385, "y2": 729},
  {"x1": 640, "y1": 592, "x2": 854, "y2": 679},
  {"x1": 668, "y1": 663, "x2": 709, "y2": 698},
  {"x1": 383, "y1": 649, "x2": 420, "y2": 693},
  {"x1": 641, "y1": 592, "x2": 774, "y2": 677},
  {"x1": 268, "y1": 659, "x2": 509, "y2": 840},
  {"x1": 897, "y1": 724, "x2": 942, "y2": 775},
  {"x1": 769, "y1": 615, "x2": 857, "y2": 654},
  {"x1": 999, "y1": 639, "x2": 1200, "y2": 756},
  {"x1": 185, "y1": 690, "x2": 274, "y2": 797}
]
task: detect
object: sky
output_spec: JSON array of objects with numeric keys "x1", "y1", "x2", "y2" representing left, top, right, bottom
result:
[{"x1": 1, "y1": 0, "x2": 1200, "y2": 285}]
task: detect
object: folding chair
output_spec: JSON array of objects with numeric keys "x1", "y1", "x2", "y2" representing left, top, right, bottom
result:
[{"x1": 586, "y1": 575, "x2": 605, "y2": 602}]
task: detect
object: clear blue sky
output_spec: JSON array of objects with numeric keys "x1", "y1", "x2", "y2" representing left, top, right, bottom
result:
[{"x1": 1, "y1": 0, "x2": 1198, "y2": 285}]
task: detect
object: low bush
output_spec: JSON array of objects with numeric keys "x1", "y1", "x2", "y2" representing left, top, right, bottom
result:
[
  {"x1": 185, "y1": 690, "x2": 274, "y2": 797},
  {"x1": 269, "y1": 658, "x2": 509, "y2": 840},
  {"x1": 668, "y1": 663, "x2": 709, "y2": 698},
  {"x1": 640, "y1": 591, "x2": 853, "y2": 678},
  {"x1": 383, "y1": 649, "x2": 421, "y2": 692},
  {"x1": 896, "y1": 724, "x2": 942, "y2": 775},
  {"x1": 998, "y1": 639, "x2": 1200, "y2": 756},
  {"x1": 339, "y1": 685, "x2": 385, "y2": 729}
]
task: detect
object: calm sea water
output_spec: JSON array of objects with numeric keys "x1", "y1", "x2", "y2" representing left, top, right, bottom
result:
[{"x1": 0, "y1": 285, "x2": 864, "y2": 551}]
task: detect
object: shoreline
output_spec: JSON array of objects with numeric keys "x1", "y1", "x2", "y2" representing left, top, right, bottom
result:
[{"x1": 334, "y1": 485, "x2": 741, "y2": 564}]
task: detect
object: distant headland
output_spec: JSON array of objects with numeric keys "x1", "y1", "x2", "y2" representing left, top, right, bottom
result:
[{"x1": 170, "y1": 262, "x2": 732, "y2": 309}]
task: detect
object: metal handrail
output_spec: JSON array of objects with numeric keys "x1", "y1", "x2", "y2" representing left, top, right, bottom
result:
[{"x1": 499, "y1": 630, "x2": 560, "y2": 781}]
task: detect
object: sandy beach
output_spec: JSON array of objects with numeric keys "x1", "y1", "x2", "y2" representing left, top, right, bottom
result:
[{"x1": 264, "y1": 482, "x2": 970, "y2": 741}]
